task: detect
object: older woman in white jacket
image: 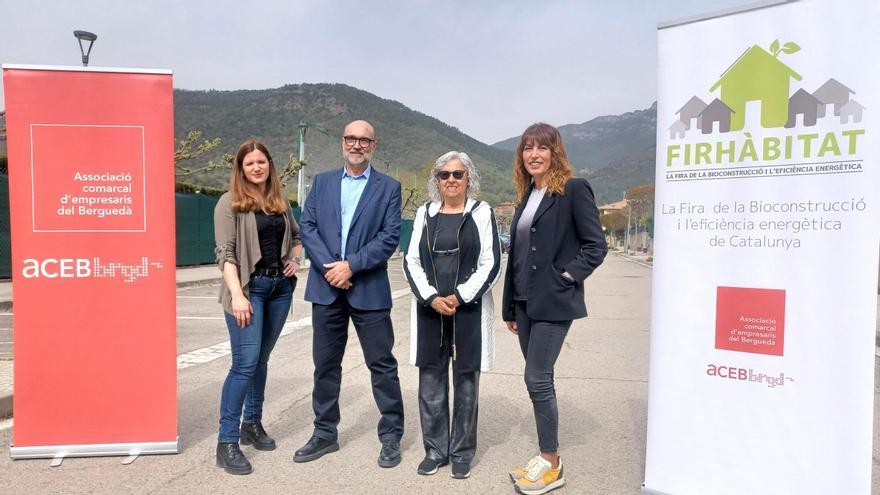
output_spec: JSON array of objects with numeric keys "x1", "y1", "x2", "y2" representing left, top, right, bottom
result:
[{"x1": 403, "y1": 151, "x2": 501, "y2": 480}]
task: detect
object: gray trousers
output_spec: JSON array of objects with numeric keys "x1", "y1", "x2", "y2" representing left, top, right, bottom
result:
[{"x1": 514, "y1": 301, "x2": 571, "y2": 453}]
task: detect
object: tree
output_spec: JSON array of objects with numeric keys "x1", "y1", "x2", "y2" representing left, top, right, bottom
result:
[
  {"x1": 625, "y1": 184, "x2": 655, "y2": 225},
  {"x1": 174, "y1": 130, "x2": 231, "y2": 177},
  {"x1": 397, "y1": 160, "x2": 433, "y2": 218},
  {"x1": 624, "y1": 183, "x2": 655, "y2": 252},
  {"x1": 601, "y1": 209, "x2": 628, "y2": 234},
  {"x1": 278, "y1": 154, "x2": 305, "y2": 188},
  {"x1": 600, "y1": 209, "x2": 627, "y2": 248}
]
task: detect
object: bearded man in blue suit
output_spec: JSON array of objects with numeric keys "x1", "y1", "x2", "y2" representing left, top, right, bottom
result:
[{"x1": 294, "y1": 120, "x2": 404, "y2": 468}]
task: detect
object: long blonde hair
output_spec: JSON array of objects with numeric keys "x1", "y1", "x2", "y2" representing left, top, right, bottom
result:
[
  {"x1": 230, "y1": 140, "x2": 287, "y2": 213},
  {"x1": 513, "y1": 123, "x2": 574, "y2": 203}
]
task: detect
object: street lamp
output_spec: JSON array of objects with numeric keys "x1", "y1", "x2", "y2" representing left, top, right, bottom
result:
[
  {"x1": 623, "y1": 191, "x2": 631, "y2": 254},
  {"x1": 296, "y1": 121, "x2": 308, "y2": 206},
  {"x1": 73, "y1": 30, "x2": 98, "y2": 67}
]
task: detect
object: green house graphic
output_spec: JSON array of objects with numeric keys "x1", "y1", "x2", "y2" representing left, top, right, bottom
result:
[{"x1": 709, "y1": 45, "x2": 802, "y2": 131}]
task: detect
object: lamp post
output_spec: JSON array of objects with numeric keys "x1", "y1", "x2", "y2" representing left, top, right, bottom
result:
[
  {"x1": 296, "y1": 121, "x2": 308, "y2": 206},
  {"x1": 73, "y1": 30, "x2": 97, "y2": 67},
  {"x1": 624, "y1": 191, "x2": 631, "y2": 254}
]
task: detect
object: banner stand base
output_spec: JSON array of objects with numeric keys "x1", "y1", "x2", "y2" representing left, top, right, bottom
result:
[
  {"x1": 641, "y1": 484, "x2": 673, "y2": 495},
  {"x1": 9, "y1": 439, "x2": 178, "y2": 461}
]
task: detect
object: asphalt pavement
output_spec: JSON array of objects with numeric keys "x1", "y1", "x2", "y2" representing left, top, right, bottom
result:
[{"x1": 0, "y1": 254, "x2": 878, "y2": 494}]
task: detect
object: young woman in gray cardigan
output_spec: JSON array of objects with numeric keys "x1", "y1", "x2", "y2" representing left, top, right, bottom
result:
[{"x1": 213, "y1": 140, "x2": 302, "y2": 475}]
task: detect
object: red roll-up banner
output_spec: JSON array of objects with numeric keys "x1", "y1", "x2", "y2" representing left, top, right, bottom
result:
[{"x1": 3, "y1": 65, "x2": 177, "y2": 459}]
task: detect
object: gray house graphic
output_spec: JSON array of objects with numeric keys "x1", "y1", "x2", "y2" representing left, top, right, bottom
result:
[
  {"x1": 785, "y1": 88, "x2": 822, "y2": 128},
  {"x1": 675, "y1": 96, "x2": 707, "y2": 130},
  {"x1": 668, "y1": 120, "x2": 687, "y2": 139},
  {"x1": 699, "y1": 99, "x2": 734, "y2": 134},
  {"x1": 812, "y1": 78, "x2": 854, "y2": 117},
  {"x1": 838, "y1": 99, "x2": 865, "y2": 124}
]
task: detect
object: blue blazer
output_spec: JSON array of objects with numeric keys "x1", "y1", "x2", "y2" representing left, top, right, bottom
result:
[{"x1": 300, "y1": 167, "x2": 402, "y2": 310}]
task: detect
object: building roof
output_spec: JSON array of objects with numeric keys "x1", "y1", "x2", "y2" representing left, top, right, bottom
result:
[{"x1": 598, "y1": 199, "x2": 628, "y2": 212}]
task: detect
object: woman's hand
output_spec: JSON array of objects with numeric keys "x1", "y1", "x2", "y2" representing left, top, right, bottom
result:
[
  {"x1": 441, "y1": 294, "x2": 460, "y2": 310},
  {"x1": 283, "y1": 259, "x2": 299, "y2": 277},
  {"x1": 505, "y1": 320, "x2": 518, "y2": 335},
  {"x1": 430, "y1": 297, "x2": 456, "y2": 316},
  {"x1": 231, "y1": 293, "x2": 253, "y2": 328}
]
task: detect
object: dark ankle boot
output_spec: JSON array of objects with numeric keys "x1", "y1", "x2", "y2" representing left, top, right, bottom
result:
[
  {"x1": 240, "y1": 421, "x2": 276, "y2": 451},
  {"x1": 216, "y1": 442, "x2": 253, "y2": 475}
]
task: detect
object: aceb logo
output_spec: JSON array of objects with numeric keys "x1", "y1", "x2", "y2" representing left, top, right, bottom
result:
[{"x1": 21, "y1": 257, "x2": 164, "y2": 283}]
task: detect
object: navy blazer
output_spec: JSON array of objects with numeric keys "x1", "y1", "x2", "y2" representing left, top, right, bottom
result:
[
  {"x1": 502, "y1": 178, "x2": 607, "y2": 321},
  {"x1": 300, "y1": 167, "x2": 402, "y2": 310}
]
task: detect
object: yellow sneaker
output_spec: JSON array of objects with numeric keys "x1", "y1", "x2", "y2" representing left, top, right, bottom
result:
[
  {"x1": 514, "y1": 456, "x2": 564, "y2": 495},
  {"x1": 509, "y1": 455, "x2": 541, "y2": 483}
]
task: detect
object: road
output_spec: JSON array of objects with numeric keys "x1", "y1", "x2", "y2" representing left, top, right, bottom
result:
[{"x1": 0, "y1": 255, "x2": 878, "y2": 494}]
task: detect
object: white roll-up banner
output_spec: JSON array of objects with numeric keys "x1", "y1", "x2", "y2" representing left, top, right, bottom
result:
[{"x1": 645, "y1": 1, "x2": 880, "y2": 494}]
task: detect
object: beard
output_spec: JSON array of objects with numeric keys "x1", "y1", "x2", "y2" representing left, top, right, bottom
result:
[{"x1": 344, "y1": 150, "x2": 371, "y2": 169}]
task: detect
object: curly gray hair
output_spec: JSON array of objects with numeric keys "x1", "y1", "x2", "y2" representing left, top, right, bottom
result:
[{"x1": 426, "y1": 151, "x2": 481, "y2": 203}]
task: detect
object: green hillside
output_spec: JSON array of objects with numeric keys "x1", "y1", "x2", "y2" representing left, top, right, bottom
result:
[
  {"x1": 174, "y1": 84, "x2": 515, "y2": 208},
  {"x1": 493, "y1": 103, "x2": 657, "y2": 206}
]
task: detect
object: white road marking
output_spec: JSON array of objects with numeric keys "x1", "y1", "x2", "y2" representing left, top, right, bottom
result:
[{"x1": 176, "y1": 288, "x2": 413, "y2": 370}]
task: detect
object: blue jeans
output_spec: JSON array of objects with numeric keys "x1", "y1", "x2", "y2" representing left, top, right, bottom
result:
[{"x1": 218, "y1": 274, "x2": 293, "y2": 443}]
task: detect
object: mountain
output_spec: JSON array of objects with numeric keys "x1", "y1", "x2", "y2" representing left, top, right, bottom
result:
[
  {"x1": 493, "y1": 103, "x2": 657, "y2": 205},
  {"x1": 173, "y1": 84, "x2": 515, "y2": 207}
]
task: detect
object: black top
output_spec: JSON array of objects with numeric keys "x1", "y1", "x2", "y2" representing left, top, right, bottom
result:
[
  {"x1": 255, "y1": 211, "x2": 285, "y2": 269},
  {"x1": 431, "y1": 212, "x2": 463, "y2": 296}
]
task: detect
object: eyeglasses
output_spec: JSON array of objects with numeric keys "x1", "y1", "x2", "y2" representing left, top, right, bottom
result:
[
  {"x1": 342, "y1": 135, "x2": 375, "y2": 147},
  {"x1": 436, "y1": 170, "x2": 466, "y2": 180}
]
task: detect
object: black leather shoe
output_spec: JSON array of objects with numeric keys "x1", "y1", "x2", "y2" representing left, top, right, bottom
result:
[
  {"x1": 293, "y1": 435, "x2": 339, "y2": 463},
  {"x1": 216, "y1": 442, "x2": 253, "y2": 475},
  {"x1": 240, "y1": 421, "x2": 276, "y2": 451},
  {"x1": 378, "y1": 440, "x2": 401, "y2": 468}
]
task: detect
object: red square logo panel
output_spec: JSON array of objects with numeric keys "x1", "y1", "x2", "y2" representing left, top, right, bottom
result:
[
  {"x1": 31, "y1": 125, "x2": 145, "y2": 232},
  {"x1": 715, "y1": 286, "x2": 785, "y2": 356}
]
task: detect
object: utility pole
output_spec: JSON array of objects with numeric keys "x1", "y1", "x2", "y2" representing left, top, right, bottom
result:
[
  {"x1": 624, "y1": 191, "x2": 631, "y2": 254},
  {"x1": 296, "y1": 121, "x2": 307, "y2": 206}
]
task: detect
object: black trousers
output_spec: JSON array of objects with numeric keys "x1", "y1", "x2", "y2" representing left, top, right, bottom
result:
[
  {"x1": 418, "y1": 316, "x2": 480, "y2": 463},
  {"x1": 514, "y1": 301, "x2": 571, "y2": 453},
  {"x1": 311, "y1": 295, "x2": 404, "y2": 443}
]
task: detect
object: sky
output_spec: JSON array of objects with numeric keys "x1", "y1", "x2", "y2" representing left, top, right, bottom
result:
[{"x1": 0, "y1": 0, "x2": 748, "y2": 143}]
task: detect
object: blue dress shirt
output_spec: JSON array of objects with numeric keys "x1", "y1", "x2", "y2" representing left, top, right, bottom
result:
[{"x1": 340, "y1": 164, "x2": 372, "y2": 258}]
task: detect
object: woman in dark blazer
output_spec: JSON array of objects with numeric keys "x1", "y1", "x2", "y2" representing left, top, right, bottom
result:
[{"x1": 502, "y1": 123, "x2": 607, "y2": 495}]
